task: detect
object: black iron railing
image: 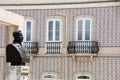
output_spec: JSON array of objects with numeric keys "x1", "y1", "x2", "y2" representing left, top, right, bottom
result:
[
  {"x1": 46, "y1": 42, "x2": 61, "y2": 54},
  {"x1": 67, "y1": 41, "x2": 99, "y2": 54},
  {"x1": 23, "y1": 42, "x2": 39, "y2": 54}
]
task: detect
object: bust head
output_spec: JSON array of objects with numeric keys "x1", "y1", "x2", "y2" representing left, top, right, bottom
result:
[{"x1": 13, "y1": 30, "x2": 23, "y2": 43}]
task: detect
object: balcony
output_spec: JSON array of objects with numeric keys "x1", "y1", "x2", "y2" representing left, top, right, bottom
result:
[
  {"x1": 46, "y1": 42, "x2": 61, "y2": 54},
  {"x1": 67, "y1": 41, "x2": 99, "y2": 54},
  {"x1": 23, "y1": 42, "x2": 39, "y2": 54}
]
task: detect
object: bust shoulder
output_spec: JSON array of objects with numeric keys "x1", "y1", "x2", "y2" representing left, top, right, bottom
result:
[{"x1": 7, "y1": 43, "x2": 21, "y2": 48}]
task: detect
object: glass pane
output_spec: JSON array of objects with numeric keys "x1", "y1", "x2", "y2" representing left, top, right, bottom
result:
[
  {"x1": 55, "y1": 21, "x2": 60, "y2": 30},
  {"x1": 85, "y1": 20, "x2": 90, "y2": 40},
  {"x1": 26, "y1": 21, "x2": 31, "y2": 41},
  {"x1": 48, "y1": 21, "x2": 53, "y2": 41},
  {"x1": 26, "y1": 32, "x2": 31, "y2": 41},
  {"x1": 49, "y1": 21, "x2": 53, "y2": 30},
  {"x1": 48, "y1": 31, "x2": 53, "y2": 41},
  {"x1": 78, "y1": 20, "x2": 83, "y2": 30},
  {"x1": 78, "y1": 31, "x2": 82, "y2": 40},
  {"x1": 27, "y1": 21, "x2": 31, "y2": 32},
  {"x1": 77, "y1": 76, "x2": 89, "y2": 79},
  {"x1": 85, "y1": 31, "x2": 90, "y2": 40},
  {"x1": 55, "y1": 31, "x2": 60, "y2": 40},
  {"x1": 85, "y1": 20, "x2": 90, "y2": 30},
  {"x1": 78, "y1": 20, "x2": 83, "y2": 40}
]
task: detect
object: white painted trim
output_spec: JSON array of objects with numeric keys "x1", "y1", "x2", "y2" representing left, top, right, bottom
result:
[
  {"x1": 47, "y1": 19, "x2": 62, "y2": 42},
  {"x1": 76, "y1": 18, "x2": 92, "y2": 41},
  {"x1": 0, "y1": 2, "x2": 120, "y2": 9},
  {"x1": 24, "y1": 19, "x2": 33, "y2": 42},
  {"x1": 0, "y1": 8, "x2": 24, "y2": 31},
  {"x1": 0, "y1": 0, "x2": 113, "y2": 4}
]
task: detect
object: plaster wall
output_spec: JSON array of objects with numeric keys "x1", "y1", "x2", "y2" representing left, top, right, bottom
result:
[
  {"x1": 0, "y1": 8, "x2": 24, "y2": 31},
  {"x1": 0, "y1": 0, "x2": 114, "y2": 4}
]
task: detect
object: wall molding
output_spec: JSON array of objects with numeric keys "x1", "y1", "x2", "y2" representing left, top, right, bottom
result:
[{"x1": 0, "y1": 2, "x2": 120, "y2": 9}]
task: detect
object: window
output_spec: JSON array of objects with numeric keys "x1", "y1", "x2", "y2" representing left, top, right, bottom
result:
[
  {"x1": 43, "y1": 74, "x2": 56, "y2": 80},
  {"x1": 76, "y1": 18, "x2": 91, "y2": 41},
  {"x1": 25, "y1": 20, "x2": 32, "y2": 41},
  {"x1": 75, "y1": 73, "x2": 91, "y2": 80},
  {"x1": 47, "y1": 19, "x2": 61, "y2": 42},
  {"x1": 77, "y1": 76, "x2": 90, "y2": 80}
]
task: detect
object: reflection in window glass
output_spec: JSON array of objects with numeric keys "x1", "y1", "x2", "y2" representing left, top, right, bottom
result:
[
  {"x1": 55, "y1": 21, "x2": 60, "y2": 41},
  {"x1": 77, "y1": 76, "x2": 90, "y2": 79},
  {"x1": 48, "y1": 21, "x2": 53, "y2": 41},
  {"x1": 78, "y1": 20, "x2": 83, "y2": 40},
  {"x1": 48, "y1": 31, "x2": 53, "y2": 41},
  {"x1": 85, "y1": 20, "x2": 90, "y2": 40},
  {"x1": 26, "y1": 21, "x2": 32, "y2": 41},
  {"x1": 55, "y1": 21, "x2": 60, "y2": 30},
  {"x1": 49, "y1": 21, "x2": 53, "y2": 30},
  {"x1": 55, "y1": 31, "x2": 60, "y2": 40}
]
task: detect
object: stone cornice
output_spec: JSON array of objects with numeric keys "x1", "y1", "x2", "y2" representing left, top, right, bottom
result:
[{"x1": 0, "y1": 2, "x2": 120, "y2": 9}]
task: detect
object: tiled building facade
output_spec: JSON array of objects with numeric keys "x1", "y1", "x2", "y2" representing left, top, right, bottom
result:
[
  {"x1": 0, "y1": 1, "x2": 120, "y2": 80},
  {"x1": 30, "y1": 56, "x2": 120, "y2": 80},
  {"x1": 0, "y1": 25, "x2": 8, "y2": 48},
  {"x1": 0, "y1": 56, "x2": 5, "y2": 80},
  {"x1": 7, "y1": 6, "x2": 120, "y2": 47}
]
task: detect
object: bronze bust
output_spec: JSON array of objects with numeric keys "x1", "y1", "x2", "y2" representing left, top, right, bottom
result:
[{"x1": 6, "y1": 30, "x2": 29, "y2": 66}]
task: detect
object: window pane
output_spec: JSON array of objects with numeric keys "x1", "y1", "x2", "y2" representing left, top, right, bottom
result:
[
  {"x1": 55, "y1": 21, "x2": 60, "y2": 30},
  {"x1": 48, "y1": 21, "x2": 53, "y2": 41},
  {"x1": 85, "y1": 20, "x2": 90, "y2": 40},
  {"x1": 77, "y1": 76, "x2": 89, "y2": 79},
  {"x1": 55, "y1": 21, "x2": 60, "y2": 41},
  {"x1": 85, "y1": 20, "x2": 90, "y2": 29},
  {"x1": 55, "y1": 31, "x2": 60, "y2": 40},
  {"x1": 48, "y1": 31, "x2": 53, "y2": 41},
  {"x1": 27, "y1": 32, "x2": 31, "y2": 41},
  {"x1": 85, "y1": 31, "x2": 90, "y2": 40},
  {"x1": 26, "y1": 21, "x2": 31, "y2": 41},
  {"x1": 49, "y1": 21, "x2": 53, "y2": 30},
  {"x1": 78, "y1": 31, "x2": 82, "y2": 40},
  {"x1": 27, "y1": 21, "x2": 31, "y2": 32},
  {"x1": 78, "y1": 20, "x2": 83, "y2": 40},
  {"x1": 78, "y1": 20, "x2": 83, "y2": 30}
]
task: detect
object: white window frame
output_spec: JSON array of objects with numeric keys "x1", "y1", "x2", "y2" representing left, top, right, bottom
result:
[
  {"x1": 47, "y1": 19, "x2": 61, "y2": 42},
  {"x1": 24, "y1": 19, "x2": 33, "y2": 42},
  {"x1": 76, "y1": 18, "x2": 92, "y2": 41}
]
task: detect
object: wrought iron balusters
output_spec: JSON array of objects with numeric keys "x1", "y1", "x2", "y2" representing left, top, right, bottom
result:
[
  {"x1": 67, "y1": 41, "x2": 99, "y2": 54},
  {"x1": 23, "y1": 42, "x2": 39, "y2": 54},
  {"x1": 46, "y1": 42, "x2": 61, "y2": 54}
]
